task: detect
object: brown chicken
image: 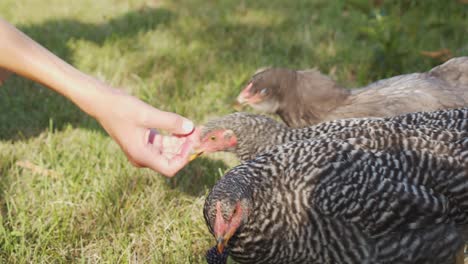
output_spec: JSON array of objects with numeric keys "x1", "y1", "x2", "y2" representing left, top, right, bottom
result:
[{"x1": 237, "y1": 57, "x2": 468, "y2": 127}]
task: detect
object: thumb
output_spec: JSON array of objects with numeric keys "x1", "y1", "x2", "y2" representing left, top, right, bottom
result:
[{"x1": 143, "y1": 107, "x2": 194, "y2": 135}]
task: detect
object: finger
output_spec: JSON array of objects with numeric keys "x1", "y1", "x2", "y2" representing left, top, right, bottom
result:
[
  {"x1": 143, "y1": 153, "x2": 188, "y2": 177},
  {"x1": 187, "y1": 126, "x2": 203, "y2": 145},
  {"x1": 161, "y1": 135, "x2": 185, "y2": 155},
  {"x1": 142, "y1": 107, "x2": 194, "y2": 136},
  {"x1": 143, "y1": 138, "x2": 193, "y2": 177},
  {"x1": 128, "y1": 158, "x2": 143, "y2": 168},
  {"x1": 147, "y1": 128, "x2": 159, "y2": 144}
]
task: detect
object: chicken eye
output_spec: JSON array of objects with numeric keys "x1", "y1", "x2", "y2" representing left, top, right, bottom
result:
[
  {"x1": 210, "y1": 135, "x2": 217, "y2": 141},
  {"x1": 260, "y1": 88, "x2": 268, "y2": 95}
]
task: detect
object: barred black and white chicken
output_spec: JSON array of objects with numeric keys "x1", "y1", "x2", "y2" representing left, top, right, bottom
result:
[
  {"x1": 192, "y1": 108, "x2": 468, "y2": 162},
  {"x1": 204, "y1": 135, "x2": 468, "y2": 264},
  {"x1": 197, "y1": 107, "x2": 468, "y2": 263}
]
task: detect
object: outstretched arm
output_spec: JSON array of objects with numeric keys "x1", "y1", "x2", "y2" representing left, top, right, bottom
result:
[{"x1": 0, "y1": 18, "x2": 196, "y2": 176}]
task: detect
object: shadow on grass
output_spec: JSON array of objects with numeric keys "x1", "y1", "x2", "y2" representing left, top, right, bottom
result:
[
  {"x1": 0, "y1": 6, "x2": 175, "y2": 141},
  {"x1": 19, "y1": 6, "x2": 174, "y2": 62},
  {"x1": 93, "y1": 157, "x2": 229, "y2": 232},
  {"x1": 170, "y1": 157, "x2": 231, "y2": 196}
]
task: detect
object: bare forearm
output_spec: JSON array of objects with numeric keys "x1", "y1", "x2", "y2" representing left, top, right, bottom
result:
[
  {"x1": 0, "y1": 18, "x2": 195, "y2": 176},
  {"x1": 0, "y1": 18, "x2": 108, "y2": 118}
]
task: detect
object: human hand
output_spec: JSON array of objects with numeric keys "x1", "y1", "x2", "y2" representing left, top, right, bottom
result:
[
  {"x1": 92, "y1": 88, "x2": 197, "y2": 177},
  {"x1": 0, "y1": 18, "x2": 198, "y2": 176}
]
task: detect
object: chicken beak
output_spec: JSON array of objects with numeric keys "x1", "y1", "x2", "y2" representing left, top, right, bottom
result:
[
  {"x1": 189, "y1": 149, "x2": 203, "y2": 161},
  {"x1": 214, "y1": 201, "x2": 241, "y2": 254},
  {"x1": 236, "y1": 95, "x2": 247, "y2": 104},
  {"x1": 215, "y1": 223, "x2": 238, "y2": 254},
  {"x1": 232, "y1": 100, "x2": 245, "y2": 111},
  {"x1": 236, "y1": 82, "x2": 253, "y2": 104},
  {"x1": 216, "y1": 236, "x2": 226, "y2": 254}
]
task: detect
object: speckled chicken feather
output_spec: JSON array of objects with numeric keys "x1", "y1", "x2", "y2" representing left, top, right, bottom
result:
[{"x1": 204, "y1": 136, "x2": 468, "y2": 263}]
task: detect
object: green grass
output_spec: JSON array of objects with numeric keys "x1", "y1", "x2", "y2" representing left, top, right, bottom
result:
[{"x1": 0, "y1": 0, "x2": 467, "y2": 262}]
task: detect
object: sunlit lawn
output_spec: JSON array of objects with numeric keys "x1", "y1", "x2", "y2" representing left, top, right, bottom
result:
[{"x1": 0, "y1": 0, "x2": 467, "y2": 262}]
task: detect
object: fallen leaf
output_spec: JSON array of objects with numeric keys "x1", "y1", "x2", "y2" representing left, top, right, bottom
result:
[
  {"x1": 16, "y1": 160, "x2": 60, "y2": 178},
  {"x1": 420, "y1": 48, "x2": 453, "y2": 62}
]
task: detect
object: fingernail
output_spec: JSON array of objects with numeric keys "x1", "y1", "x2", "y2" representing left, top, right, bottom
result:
[{"x1": 182, "y1": 119, "x2": 194, "y2": 134}]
